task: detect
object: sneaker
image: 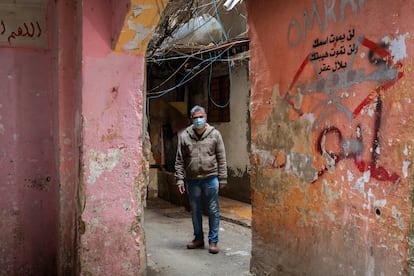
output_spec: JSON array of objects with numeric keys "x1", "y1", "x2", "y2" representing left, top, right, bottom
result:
[
  {"x1": 187, "y1": 239, "x2": 204, "y2": 249},
  {"x1": 208, "y1": 242, "x2": 219, "y2": 254}
]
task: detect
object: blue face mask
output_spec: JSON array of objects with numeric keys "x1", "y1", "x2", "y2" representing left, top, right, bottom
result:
[{"x1": 193, "y1": 117, "x2": 206, "y2": 129}]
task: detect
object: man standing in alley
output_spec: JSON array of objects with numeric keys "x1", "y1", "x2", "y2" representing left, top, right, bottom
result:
[{"x1": 175, "y1": 105, "x2": 227, "y2": 254}]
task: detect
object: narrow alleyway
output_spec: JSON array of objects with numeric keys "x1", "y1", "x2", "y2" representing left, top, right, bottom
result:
[{"x1": 144, "y1": 197, "x2": 252, "y2": 276}]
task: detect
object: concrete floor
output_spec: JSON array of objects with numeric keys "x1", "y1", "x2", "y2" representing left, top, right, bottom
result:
[{"x1": 144, "y1": 197, "x2": 253, "y2": 276}]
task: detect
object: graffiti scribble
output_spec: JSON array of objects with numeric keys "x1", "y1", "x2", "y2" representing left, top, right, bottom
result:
[{"x1": 283, "y1": 34, "x2": 404, "y2": 186}]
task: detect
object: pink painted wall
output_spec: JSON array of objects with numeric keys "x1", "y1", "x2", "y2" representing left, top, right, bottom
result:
[
  {"x1": 0, "y1": 0, "x2": 148, "y2": 274},
  {"x1": 0, "y1": 1, "x2": 82, "y2": 274},
  {"x1": 0, "y1": 32, "x2": 58, "y2": 276},
  {"x1": 248, "y1": 0, "x2": 414, "y2": 274},
  {"x1": 79, "y1": 1, "x2": 146, "y2": 274},
  {"x1": 55, "y1": 0, "x2": 82, "y2": 274}
]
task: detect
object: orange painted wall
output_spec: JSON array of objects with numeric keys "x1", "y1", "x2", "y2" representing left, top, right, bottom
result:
[{"x1": 247, "y1": 0, "x2": 414, "y2": 274}]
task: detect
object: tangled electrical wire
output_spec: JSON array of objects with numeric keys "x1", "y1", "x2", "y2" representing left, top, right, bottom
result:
[{"x1": 146, "y1": 0, "x2": 248, "y2": 109}]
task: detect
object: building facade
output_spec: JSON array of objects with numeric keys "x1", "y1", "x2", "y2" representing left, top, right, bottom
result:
[{"x1": 3, "y1": 0, "x2": 414, "y2": 275}]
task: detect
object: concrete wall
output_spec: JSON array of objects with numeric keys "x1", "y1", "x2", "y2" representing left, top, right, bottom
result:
[
  {"x1": 55, "y1": 1, "x2": 82, "y2": 274},
  {"x1": 247, "y1": 0, "x2": 414, "y2": 275},
  {"x1": 0, "y1": 33, "x2": 58, "y2": 276},
  {"x1": 0, "y1": 1, "x2": 60, "y2": 274},
  {"x1": 0, "y1": 0, "x2": 165, "y2": 274},
  {"x1": 214, "y1": 62, "x2": 251, "y2": 203},
  {"x1": 79, "y1": 0, "x2": 147, "y2": 274}
]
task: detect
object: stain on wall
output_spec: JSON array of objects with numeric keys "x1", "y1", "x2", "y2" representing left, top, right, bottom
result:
[
  {"x1": 0, "y1": 1, "x2": 60, "y2": 274},
  {"x1": 87, "y1": 148, "x2": 123, "y2": 185},
  {"x1": 0, "y1": 24, "x2": 58, "y2": 276},
  {"x1": 248, "y1": 0, "x2": 414, "y2": 274},
  {"x1": 113, "y1": 0, "x2": 169, "y2": 53},
  {"x1": 226, "y1": 168, "x2": 250, "y2": 203},
  {"x1": 214, "y1": 63, "x2": 251, "y2": 203}
]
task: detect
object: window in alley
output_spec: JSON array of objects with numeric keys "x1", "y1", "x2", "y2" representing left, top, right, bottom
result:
[{"x1": 208, "y1": 75, "x2": 230, "y2": 122}]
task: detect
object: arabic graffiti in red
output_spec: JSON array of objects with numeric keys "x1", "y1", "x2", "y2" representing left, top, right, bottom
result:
[
  {"x1": 284, "y1": 34, "x2": 404, "y2": 187},
  {"x1": 0, "y1": 18, "x2": 45, "y2": 47}
]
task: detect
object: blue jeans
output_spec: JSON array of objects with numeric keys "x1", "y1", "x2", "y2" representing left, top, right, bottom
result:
[{"x1": 186, "y1": 176, "x2": 220, "y2": 243}]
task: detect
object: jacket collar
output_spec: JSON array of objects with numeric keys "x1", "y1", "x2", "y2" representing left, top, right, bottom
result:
[{"x1": 187, "y1": 123, "x2": 214, "y2": 140}]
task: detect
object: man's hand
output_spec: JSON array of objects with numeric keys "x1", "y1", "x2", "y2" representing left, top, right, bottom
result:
[
  {"x1": 219, "y1": 183, "x2": 226, "y2": 189},
  {"x1": 178, "y1": 184, "x2": 186, "y2": 194}
]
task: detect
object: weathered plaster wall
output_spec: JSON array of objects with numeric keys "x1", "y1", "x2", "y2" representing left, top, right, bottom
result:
[
  {"x1": 0, "y1": 50, "x2": 58, "y2": 275},
  {"x1": 1, "y1": 0, "x2": 165, "y2": 274},
  {"x1": 55, "y1": 0, "x2": 82, "y2": 274},
  {"x1": 79, "y1": 1, "x2": 148, "y2": 274},
  {"x1": 0, "y1": 1, "x2": 60, "y2": 274},
  {"x1": 214, "y1": 62, "x2": 251, "y2": 203},
  {"x1": 247, "y1": 0, "x2": 414, "y2": 274},
  {"x1": 113, "y1": 0, "x2": 169, "y2": 53}
]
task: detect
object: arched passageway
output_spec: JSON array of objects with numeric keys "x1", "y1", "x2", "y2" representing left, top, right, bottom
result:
[{"x1": 142, "y1": 0, "x2": 252, "y2": 273}]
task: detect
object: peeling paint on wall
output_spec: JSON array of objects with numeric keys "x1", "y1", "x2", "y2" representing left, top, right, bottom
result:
[
  {"x1": 282, "y1": 32, "x2": 407, "y2": 184},
  {"x1": 132, "y1": 4, "x2": 152, "y2": 17},
  {"x1": 352, "y1": 170, "x2": 370, "y2": 193},
  {"x1": 0, "y1": 116, "x2": 4, "y2": 134},
  {"x1": 402, "y1": 160, "x2": 411, "y2": 178},
  {"x1": 285, "y1": 152, "x2": 317, "y2": 182},
  {"x1": 248, "y1": 0, "x2": 414, "y2": 274},
  {"x1": 113, "y1": 0, "x2": 169, "y2": 54},
  {"x1": 123, "y1": 20, "x2": 153, "y2": 51},
  {"x1": 391, "y1": 205, "x2": 405, "y2": 230},
  {"x1": 383, "y1": 33, "x2": 409, "y2": 64},
  {"x1": 87, "y1": 149, "x2": 123, "y2": 184},
  {"x1": 287, "y1": 0, "x2": 365, "y2": 47}
]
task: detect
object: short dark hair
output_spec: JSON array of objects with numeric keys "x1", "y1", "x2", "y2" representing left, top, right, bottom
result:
[{"x1": 190, "y1": 105, "x2": 206, "y2": 117}]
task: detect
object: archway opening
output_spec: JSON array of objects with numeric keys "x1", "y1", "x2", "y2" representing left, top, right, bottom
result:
[{"x1": 142, "y1": 0, "x2": 252, "y2": 273}]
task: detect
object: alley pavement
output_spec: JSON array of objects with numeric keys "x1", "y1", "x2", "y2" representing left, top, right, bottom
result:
[{"x1": 144, "y1": 197, "x2": 252, "y2": 276}]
